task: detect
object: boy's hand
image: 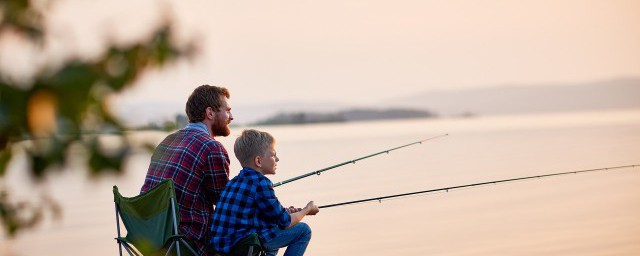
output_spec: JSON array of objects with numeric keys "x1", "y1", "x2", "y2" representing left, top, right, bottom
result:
[
  {"x1": 286, "y1": 206, "x2": 302, "y2": 213},
  {"x1": 304, "y1": 201, "x2": 319, "y2": 216}
]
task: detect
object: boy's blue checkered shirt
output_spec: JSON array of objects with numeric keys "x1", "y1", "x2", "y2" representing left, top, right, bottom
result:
[{"x1": 209, "y1": 167, "x2": 291, "y2": 253}]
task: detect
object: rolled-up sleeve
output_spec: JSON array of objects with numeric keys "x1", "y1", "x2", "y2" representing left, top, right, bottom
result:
[{"x1": 255, "y1": 180, "x2": 291, "y2": 229}]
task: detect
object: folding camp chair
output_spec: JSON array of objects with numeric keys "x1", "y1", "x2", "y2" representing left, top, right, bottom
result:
[{"x1": 113, "y1": 179, "x2": 198, "y2": 256}]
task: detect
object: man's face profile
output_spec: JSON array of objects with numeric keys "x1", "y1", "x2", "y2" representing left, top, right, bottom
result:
[{"x1": 211, "y1": 96, "x2": 233, "y2": 137}]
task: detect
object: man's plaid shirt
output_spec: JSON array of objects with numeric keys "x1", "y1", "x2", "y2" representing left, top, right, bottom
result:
[
  {"x1": 209, "y1": 167, "x2": 291, "y2": 254},
  {"x1": 141, "y1": 123, "x2": 230, "y2": 256}
]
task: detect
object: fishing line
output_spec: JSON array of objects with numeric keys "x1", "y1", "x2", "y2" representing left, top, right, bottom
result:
[
  {"x1": 319, "y1": 164, "x2": 639, "y2": 209},
  {"x1": 273, "y1": 133, "x2": 449, "y2": 187}
]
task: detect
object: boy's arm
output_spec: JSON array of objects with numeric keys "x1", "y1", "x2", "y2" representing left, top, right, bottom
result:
[
  {"x1": 287, "y1": 201, "x2": 319, "y2": 229},
  {"x1": 255, "y1": 180, "x2": 293, "y2": 229}
]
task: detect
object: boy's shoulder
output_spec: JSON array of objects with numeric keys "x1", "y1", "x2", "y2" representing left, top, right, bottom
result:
[
  {"x1": 230, "y1": 169, "x2": 271, "y2": 186},
  {"x1": 237, "y1": 169, "x2": 274, "y2": 191}
]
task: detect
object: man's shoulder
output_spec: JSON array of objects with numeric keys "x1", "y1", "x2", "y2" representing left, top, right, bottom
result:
[{"x1": 173, "y1": 129, "x2": 226, "y2": 150}]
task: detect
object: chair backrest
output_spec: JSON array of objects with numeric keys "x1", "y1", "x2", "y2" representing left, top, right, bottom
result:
[{"x1": 113, "y1": 179, "x2": 180, "y2": 255}]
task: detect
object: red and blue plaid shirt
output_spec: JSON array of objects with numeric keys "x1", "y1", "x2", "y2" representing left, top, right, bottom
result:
[
  {"x1": 209, "y1": 167, "x2": 291, "y2": 254},
  {"x1": 141, "y1": 122, "x2": 230, "y2": 256}
]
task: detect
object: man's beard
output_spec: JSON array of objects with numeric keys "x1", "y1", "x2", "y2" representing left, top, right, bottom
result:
[{"x1": 212, "y1": 120, "x2": 231, "y2": 137}]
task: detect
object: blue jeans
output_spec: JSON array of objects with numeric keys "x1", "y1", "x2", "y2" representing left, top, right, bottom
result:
[{"x1": 262, "y1": 223, "x2": 312, "y2": 256}]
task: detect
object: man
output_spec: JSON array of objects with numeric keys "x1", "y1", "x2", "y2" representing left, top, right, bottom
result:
[{"x1": 141, "y1": 85, "x2": 233, "y2": 256}]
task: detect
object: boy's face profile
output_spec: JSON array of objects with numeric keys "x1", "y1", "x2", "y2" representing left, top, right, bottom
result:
[{"x1": 258, "y1": 143, "x2": 279, "y2": 175}]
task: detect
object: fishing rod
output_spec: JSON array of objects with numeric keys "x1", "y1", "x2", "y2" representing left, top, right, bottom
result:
[
  {"x1": 273, "y1": 133, "x2": 449, "y2": 187},
  {"x1": 319, "y1": 164, "x2": 639, "y2": 209}
]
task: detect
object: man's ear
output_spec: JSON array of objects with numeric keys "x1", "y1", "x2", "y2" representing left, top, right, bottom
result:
[
  {"x1": 205, "y1": 107, "x2": 215, "y2": 120},
  {"x1": 254, "y1": 155, "x2": 262, "y2": 168}
]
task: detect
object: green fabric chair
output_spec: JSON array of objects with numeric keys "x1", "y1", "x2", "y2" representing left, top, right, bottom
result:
[{"x1": 113, "y1": 179, "x2": 198, "y2": 256}]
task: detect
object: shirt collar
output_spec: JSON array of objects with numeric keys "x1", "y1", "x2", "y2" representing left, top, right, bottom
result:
[
  {"x1": 241, "y1": 167, "x2": 274, "y2": 189},
  {"x1": 185, "y1": 122, "x2": 211, "y2": 136},
  {"x1": 241, "y1": 167, "x2": 268, "y2": 179},
  {"x1": 241, "y1": 167, "x2": 260, "y2": 175}
]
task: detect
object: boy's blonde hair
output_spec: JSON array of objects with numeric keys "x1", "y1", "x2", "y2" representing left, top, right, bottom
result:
[{"x1": 234, "y1": 129, "x2": 275, "y2": 167}]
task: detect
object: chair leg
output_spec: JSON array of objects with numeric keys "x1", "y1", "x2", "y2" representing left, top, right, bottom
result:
[
  {"x1": 115, "y1": 204, "x2": 124, "y2": 256},
  {"x1": 117, "y1": 240, "x2": 123, "y2": 256},
  {"x1": 121, "y1": 243, "x2": 140, "y2": 256},
  {"x1": 164, "y1": 241, "x2": 176, "y2": 256},
  {"x1": 170, "y1": 199, "x2": 181, "y2": 256}
]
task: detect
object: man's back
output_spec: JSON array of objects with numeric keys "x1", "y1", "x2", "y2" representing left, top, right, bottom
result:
[{"x1": 141, "y1": 126, "x2": 229, "y2": 256}]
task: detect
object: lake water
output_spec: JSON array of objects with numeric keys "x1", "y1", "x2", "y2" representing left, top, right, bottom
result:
[{"x1": 1, "y1": 109, "x2": 640, "y2": 255}]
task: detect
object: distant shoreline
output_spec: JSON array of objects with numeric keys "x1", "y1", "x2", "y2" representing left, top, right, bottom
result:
[{"x1": 252, "y1": 107, "x2": 437, "y2": 126}]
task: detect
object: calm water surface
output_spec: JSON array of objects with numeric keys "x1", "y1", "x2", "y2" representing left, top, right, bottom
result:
[{"x1": 1, "y1": 109, "x2": 639, "y2": 255}]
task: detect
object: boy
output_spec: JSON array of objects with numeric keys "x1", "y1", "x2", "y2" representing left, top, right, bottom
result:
[{"x1": 210, "y1": 129, "x2": 319, "y2": 256}]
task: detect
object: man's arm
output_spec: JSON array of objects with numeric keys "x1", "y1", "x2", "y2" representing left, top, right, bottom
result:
[{"x1": 204, "y1": 142, "x2": 230, "y2": 205}]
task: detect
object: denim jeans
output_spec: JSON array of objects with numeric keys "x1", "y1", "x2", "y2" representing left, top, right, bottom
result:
[{"x1": 262, "y1": 222, "x2": 312, "y2": 256}]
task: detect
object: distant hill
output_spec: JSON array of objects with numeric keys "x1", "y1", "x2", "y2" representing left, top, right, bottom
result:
[
  {"x1": 391, "y1": 78, "x2": 640, "y2": 116},
  {"x1": 253, "y1": 108, "x2": 435, "y2": 125},
  {"x1": 114, "y1": 78, "x2": 640, "y2": 126},
  {"x1": 233, "y1": 100, "x2": 351, "y2": 125}
]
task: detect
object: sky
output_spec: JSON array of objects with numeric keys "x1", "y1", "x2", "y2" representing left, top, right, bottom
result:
[{"x1": 4, "y1": 0, "x2": 640, "y2": 124}]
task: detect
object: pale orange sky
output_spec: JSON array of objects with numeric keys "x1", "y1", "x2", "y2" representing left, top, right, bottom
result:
[{"x1": 3, "y1": 0, "x2": 639, "y2": 118}]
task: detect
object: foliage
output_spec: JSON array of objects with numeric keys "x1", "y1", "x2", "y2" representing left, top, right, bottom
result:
[{"x1": 0, "y1": 0, "x2": 194, "y2": 236}]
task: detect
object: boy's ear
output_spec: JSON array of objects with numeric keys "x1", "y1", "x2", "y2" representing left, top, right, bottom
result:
[{"x1": 254, "y1": 155, "x2": 262, "y2": 168}]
